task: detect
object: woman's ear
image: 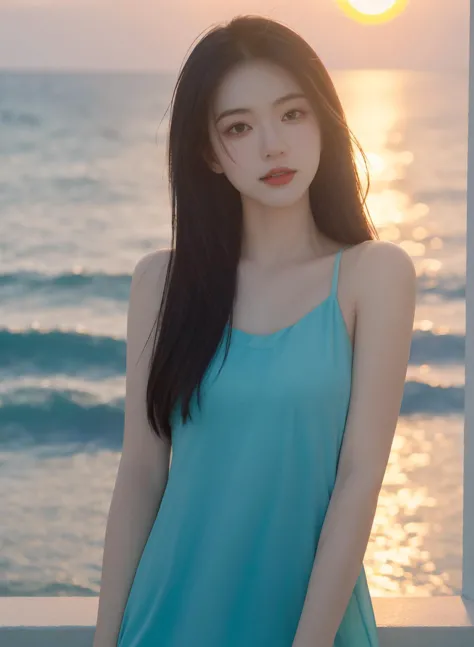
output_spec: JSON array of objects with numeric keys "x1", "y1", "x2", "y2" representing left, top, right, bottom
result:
[
  {"x1": 211, "y1": 162, "x2": 224, "y2": 174},
  {"x1": 203, "y1": 147, "x2": 223, "y2": 174}
]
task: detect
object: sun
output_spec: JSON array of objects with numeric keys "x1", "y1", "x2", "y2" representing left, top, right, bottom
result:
[{"x1": 336, "y1": 0, "x2": 409, "y2": 24}]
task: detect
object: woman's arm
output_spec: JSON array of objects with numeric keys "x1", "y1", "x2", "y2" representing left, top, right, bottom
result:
[
  {"x1": 93, "y1": 249, "x2": 172, "y2": 647},
  {"x1": 292, "y1": 241, "x2": 417, "y2": 647}
]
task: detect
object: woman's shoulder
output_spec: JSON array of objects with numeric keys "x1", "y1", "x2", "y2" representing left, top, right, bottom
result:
[
  {"x1": 345, "y1": 240, "x2": 416, "y2": 305},
  {"x1": 345, "y1": 239, "x2": 415, "y2": 273},
  {"x1": 128, "y1": 247, "x2": 173, "y2": 319},
  {"x1": 132, "y1": 247, "x2": 173, "y2": 283}
]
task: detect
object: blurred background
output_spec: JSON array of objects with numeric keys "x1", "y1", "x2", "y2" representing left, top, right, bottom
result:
[{"x1": 0, "y1": 0, "x2": 469, "y2": 598}]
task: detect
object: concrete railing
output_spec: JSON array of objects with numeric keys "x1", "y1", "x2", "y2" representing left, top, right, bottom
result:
[{"x1": 1, "y1": 595, "x2": 473, "y2": 647}]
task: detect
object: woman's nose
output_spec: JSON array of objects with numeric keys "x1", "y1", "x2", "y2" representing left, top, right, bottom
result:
[{"x1": 260, "y1": 124, "x2": 288, "y2": 158}]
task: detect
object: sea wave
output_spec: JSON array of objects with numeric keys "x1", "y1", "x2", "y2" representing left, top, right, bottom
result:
[
  {"x1": 0, "y1": 386, "x2": 124, "y2": 449},
  {"x1": 0, "y1": 270, "x2": 131, "y2": 301},
  {"x1": 0, "y1": 328, "x2": 126, "y2": 376}
]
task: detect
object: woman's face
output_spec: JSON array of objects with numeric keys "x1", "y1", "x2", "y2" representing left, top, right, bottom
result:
[{"x1": 207, "y1": 60, "x2": 322, "y2": 208}]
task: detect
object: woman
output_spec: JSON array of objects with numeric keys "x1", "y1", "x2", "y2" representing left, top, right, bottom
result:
[{"x1": 93, "y1": 14, "x2": 416, "y2": 647}]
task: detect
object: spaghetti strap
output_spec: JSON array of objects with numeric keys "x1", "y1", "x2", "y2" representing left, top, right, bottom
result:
[{"x1": 330, "y1": 247, "x2": 346, "y2": 298}]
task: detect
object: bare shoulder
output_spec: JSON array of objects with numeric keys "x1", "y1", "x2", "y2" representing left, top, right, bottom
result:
[
  {"x1": 131, "y1": 247, "x2": 173, "y2": 290},
  {"x1": 126, "y1": 247, "x2": 173, "y2": 372},
  {"x1": 346, "y1": 238, "x2": 414, "y2": 269},
  {"x1": 353, "y1": 238, "x2": 415, "y2": 283},
  {"x1": 348, "y1": 239, "x2": 417, "y2": 312},
  {"x1": 127, "y1": 246, "x2": 173, "y2": 356}
]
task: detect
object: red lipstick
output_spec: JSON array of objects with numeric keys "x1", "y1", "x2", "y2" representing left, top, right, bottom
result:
[{"x1": 260, "y1": 167, "x2": 297, "y2": 186}]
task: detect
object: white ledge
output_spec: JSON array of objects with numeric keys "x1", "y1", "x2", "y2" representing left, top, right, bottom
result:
[{"x1": 0, "y1": 596, "x2": 473, "y2": 646}]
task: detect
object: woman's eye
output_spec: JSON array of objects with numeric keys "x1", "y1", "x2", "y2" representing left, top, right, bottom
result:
[
  {"x1": 225, "y1": 108, "x2": 306, "y2": 136},
  {"x1": 226, "y1": 122, "x2": 249, "y2": 136},
  {"x1": 284, "y1": 109, "x2": 306, "y2": 120}
]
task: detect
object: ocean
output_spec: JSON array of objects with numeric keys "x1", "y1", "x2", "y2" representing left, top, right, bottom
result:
[{"x1": 0, "y1": 69, "x2": 468, "y2": 597}]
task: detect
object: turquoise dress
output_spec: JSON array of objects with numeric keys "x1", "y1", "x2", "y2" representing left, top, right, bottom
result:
[{"x1": 117, "y1": 247, "x2": 380, "y2": 647}]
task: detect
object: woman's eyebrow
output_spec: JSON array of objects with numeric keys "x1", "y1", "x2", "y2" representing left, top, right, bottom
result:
[{"x1": 215, "y1": 92, "x2": 307, "y2": 124}]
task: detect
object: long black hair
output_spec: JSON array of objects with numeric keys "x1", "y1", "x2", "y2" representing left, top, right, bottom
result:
[{"x1": 146, "y1": 14, "x2": 378, "y2": 445}]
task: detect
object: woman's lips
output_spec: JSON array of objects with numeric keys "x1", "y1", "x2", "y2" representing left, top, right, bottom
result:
[{"x1": 260, "y1": 170, "x2": 296, "y2": 186}]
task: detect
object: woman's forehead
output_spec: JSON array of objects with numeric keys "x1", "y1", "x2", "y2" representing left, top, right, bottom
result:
[{"x1": 212, "y1": 61, "x2": 303, "y2": 110}]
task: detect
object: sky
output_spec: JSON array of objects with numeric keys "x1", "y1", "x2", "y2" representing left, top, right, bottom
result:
[{"x1": 0, "y1": 0, "x2": 469, "y2": 72}]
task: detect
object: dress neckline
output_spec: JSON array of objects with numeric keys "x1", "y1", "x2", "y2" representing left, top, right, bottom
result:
[
  {"x1": 224, "y1": 247, "x2": 350, "y2": 349},
  {"x1": 226, "y1": 293, "x2": 333, "y2": 340}
]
